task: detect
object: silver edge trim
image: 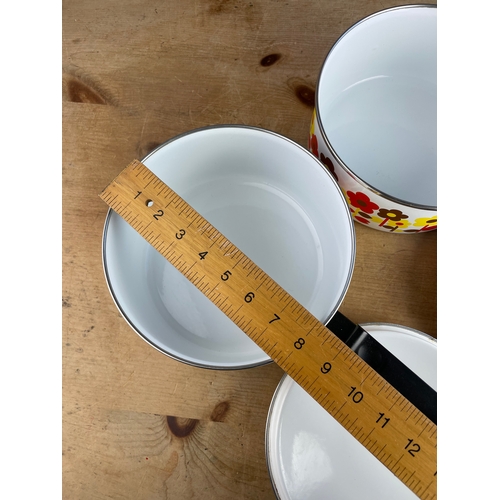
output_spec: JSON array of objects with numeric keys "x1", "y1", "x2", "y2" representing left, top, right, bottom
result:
[
  {"x1": 360, "y1": 322, "x2": 437, "y2": 345},
  {"x1": 315, "y1": 4, "x2": 438, "y2": 211},
  {"x1": 265, "y1": 322, "x2": 436, "y2": 499},
  {"x1": 101, "y1": 124, "x2": 356, "y2": 370},
  {"x1": 265, "y1": 373, "x2": 289, "y2": 500}
]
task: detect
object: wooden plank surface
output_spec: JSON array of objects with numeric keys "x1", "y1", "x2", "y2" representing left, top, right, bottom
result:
[{"x1": 62, "y1": 1, "x2": 437, "y2": 498}]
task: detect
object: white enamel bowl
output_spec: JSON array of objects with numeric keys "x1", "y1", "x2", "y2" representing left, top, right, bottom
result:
[
  {"x1": 266, "y1": 323, "x2": 437, "y2": 499},
  {"x1": 102, "y1": 125, "x2": 355, "y2": 369},
  {"x1": 310, "y1": 5, "x2": 437, "y2": 233}
]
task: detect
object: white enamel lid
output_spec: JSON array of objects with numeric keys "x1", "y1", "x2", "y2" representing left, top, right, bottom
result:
[{"x1": 266, "y1": 323, "x2": 437, "y2": 499}]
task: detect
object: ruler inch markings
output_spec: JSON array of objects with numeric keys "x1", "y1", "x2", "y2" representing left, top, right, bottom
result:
[{"x1": 99, "y1": 160, "x2": 437, "y2": 499}]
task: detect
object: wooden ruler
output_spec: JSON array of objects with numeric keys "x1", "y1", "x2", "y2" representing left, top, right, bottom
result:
[{"x1": 100, "y1": 160, "x2": 437, "y2": 499}]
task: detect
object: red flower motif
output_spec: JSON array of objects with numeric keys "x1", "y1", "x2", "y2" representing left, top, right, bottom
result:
[
  {"x1": 346, "y1": 191, "x2": 379, "y2": 214},
  {"x1": 309, "y1": 134, "x2": 319, "y2": 157},
  {"x1": 354, "y1": 215, "x2": 370, "y2": 225}
]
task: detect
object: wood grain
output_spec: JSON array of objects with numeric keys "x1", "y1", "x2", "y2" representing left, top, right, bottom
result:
[{"x1": 63, "y1": 0, "x2": 437, "y2": 498}]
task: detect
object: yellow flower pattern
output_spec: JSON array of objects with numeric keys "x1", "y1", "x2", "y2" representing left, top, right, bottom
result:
[{"x1": 413, "y1": 216, "x2": 438, "y2": 228}]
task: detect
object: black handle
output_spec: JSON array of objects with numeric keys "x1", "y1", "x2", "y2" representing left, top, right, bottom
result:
[{"x1": 326, "y1": 311, "x2": 437, "y2": 424}]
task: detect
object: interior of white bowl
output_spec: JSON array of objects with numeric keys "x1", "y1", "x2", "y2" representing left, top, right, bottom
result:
[
  {"x1": 266, "y1": 323, "x2": 437, "y2": 499},
  {"x1": 103, "y1": 126, "x2": 355, "y2": 369},
  {"x1": 317, "y1": 6, "x2": 437, "y2": 208}
]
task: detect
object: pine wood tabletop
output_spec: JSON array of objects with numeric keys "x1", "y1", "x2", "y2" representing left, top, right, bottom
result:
[{"x1": 62, "y1": 1, "x2": 437, "y2": 498}]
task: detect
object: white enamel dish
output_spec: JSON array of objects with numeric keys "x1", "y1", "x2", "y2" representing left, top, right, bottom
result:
[
  {"x1": 102, "y1": 125, "x2": 356, "y2": 369},
  {"x1": 310, "y1": 5, "x2": 437, "y2": 232},
  {"x1": 266, "y1": 323, "x2": 437, "y2": 498}
]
